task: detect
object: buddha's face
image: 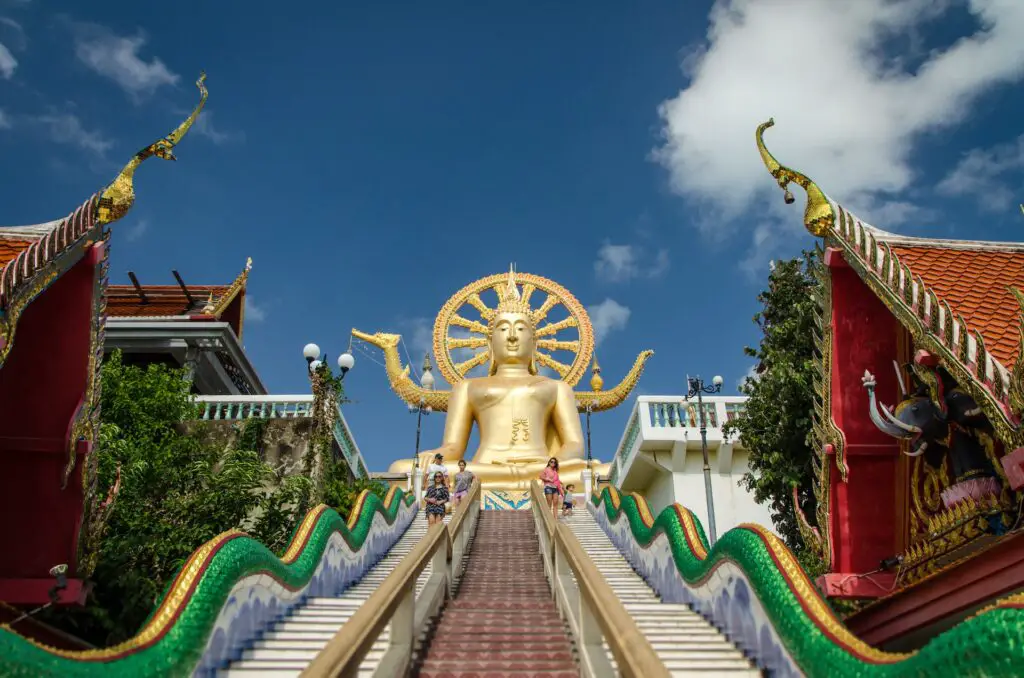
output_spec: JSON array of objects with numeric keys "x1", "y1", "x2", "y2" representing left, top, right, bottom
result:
[{"x1": 490, "y1": 312, "x2": 536, "y2": 367}]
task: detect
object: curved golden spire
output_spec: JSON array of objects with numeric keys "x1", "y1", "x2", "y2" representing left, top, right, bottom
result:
[
  {"x1": 755, "y1": 118, "x2": 835, "y2": 237},
  {"x1": 98, "y1": 72, "x2": 208, "y2": 225}
]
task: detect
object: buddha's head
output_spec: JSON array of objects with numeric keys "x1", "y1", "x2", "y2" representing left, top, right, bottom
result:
[{"x1": 488, "y1": 267, "x2": 538, "y2": 375}]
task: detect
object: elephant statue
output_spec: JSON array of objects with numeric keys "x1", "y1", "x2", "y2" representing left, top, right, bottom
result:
[{"x1": 862, "y1": 365, "x2": 1001, "y2": 511}]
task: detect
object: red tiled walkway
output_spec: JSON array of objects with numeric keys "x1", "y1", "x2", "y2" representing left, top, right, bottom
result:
[{"x1": 416, "y1": 511, "x2": 578, "y2": 677}]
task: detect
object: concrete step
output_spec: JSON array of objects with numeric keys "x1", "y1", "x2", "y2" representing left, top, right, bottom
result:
[
  {"x1": 565, "y1": 512, "x2": 757, "y2": 674},
  {"x1": 219, "y1": 515, "x2": 436, "y2": 676}
]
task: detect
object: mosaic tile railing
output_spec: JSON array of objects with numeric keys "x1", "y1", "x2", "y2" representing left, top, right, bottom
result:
[
  {"x1": 590, "y1": 487, "x2": 1024, "y2": 677},
  {"x1": 0, "y1": 487, "x2": 418, "y2": 677}
]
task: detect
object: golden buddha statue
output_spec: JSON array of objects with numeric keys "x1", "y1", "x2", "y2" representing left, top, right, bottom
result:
[{"x1": 352, "y1": 267, "x2": 653, "y2": 493}]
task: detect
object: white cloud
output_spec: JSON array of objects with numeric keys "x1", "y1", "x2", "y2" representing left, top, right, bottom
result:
[
  {"x1": 123, "y1": 218, "x2": 148, "y2": 243},
  {"x1": 937, "y1": 134, "x2": 1024, "y2": 212},
  {"x1": 72, "y1": 23, "x2": 178, "y2": 100},
  {"x1": 587, "y1": 299, "x2": 631, "y2": 345},
  {"x1": 244, "y1": 295, "x2": 266, "y2": 322},
  {"x1": 654, "y1": 0, "x2": 1024, "y2": 268},
  {"x1": 0, "y1": 109, "x2": 10, "y2": 129},
  {"x1": 194, "y1": 111, "x2": 245, "y2": 145},
  {"x1": 31, "y1": 112, "x2": 113, "y2": 156},
  {"x1": 0, "y1": 41, "x2": 16, "y2": 79},
  {"x1": 594, "y1": 243, "x2": 670, "y2": 282}
]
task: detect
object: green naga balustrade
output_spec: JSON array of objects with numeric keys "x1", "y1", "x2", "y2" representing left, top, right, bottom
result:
[
  {"x1": 0, "y1": 487, "x2": 418, "y2": 677},
  {"x1": 590, "y1": 487, "x2": 1024, "y2": 677}
]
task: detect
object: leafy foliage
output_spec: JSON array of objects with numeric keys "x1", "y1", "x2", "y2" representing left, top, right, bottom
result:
[
  {"x1": 41, "y1": 353, "x2": 334, "y2": 645},
  {"x1": 322, "y1": 454, "x2": 388, "y2": 517},
  {"x1": 723, "y1": 251, "x2": 825, "y2": 577}
]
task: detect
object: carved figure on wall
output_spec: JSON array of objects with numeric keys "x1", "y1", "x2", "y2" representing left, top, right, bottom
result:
[{"x1": 862, "y1": 356, "x2": 1003, "y2": 513}]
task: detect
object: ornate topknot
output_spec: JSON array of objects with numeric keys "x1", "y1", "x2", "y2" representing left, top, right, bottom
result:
[{"x1": 491, "y1": 264, "x2": 535, "y2": 326}]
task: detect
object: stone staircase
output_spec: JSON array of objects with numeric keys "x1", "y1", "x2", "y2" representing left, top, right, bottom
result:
[
  {"x1": 221, "y1": 514, "x2": 448, "y2": 676},
  {"x1": 565, "y1": 511, "x2": 761, "y2": 677},
  {"x1": 413, "y1": 511, "x2": 578, "y2": 677}
]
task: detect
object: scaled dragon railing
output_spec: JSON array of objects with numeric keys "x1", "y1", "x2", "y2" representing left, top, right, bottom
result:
[
  {"x1": 0, "y1": 488, "x2": 418, "y2": 677},
  {"x1": 590, "y1": 487, "x2": 1024, "y2": 677}
]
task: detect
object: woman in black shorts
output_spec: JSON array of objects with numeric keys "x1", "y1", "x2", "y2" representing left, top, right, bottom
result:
[
  {"x1": 539, "y1": 457, "x2": 562, "y2": 520},
  {"x1": 424, "y1": 472, "x2": 450, "y2": 526}
]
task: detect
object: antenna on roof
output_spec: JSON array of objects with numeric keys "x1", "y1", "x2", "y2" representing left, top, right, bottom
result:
[
  {"x1": 126, "y1": 271, "x2": 148, "y2": 304},
  {"x1": 171, "y1": 270, "x2": 195, "y2": 305}
]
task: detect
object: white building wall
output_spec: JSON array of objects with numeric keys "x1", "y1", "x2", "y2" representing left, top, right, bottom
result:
[{"x1": 607, "y1": 395, "x2": 777, "y2": 538}]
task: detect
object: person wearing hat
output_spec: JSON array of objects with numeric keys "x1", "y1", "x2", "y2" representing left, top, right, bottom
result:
[{"x1": 426, "y1": 453, "x2": 450, "y2": 490}]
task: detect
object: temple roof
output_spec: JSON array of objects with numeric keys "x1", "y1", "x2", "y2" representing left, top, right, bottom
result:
[
  {"x1": 107, "y1": 284, "x2": 234, "y2": 318},
  {"x1": 106, "y1": 259, "x2": 252, "y2": 339},
  {"x1": 886, "y1": 242, "x2": 1024, "y2": 368},
  {"x1": 756, "y1": 118, "x2": 1024, "y2": 435},
  {"x1": 0, "y1": 237, "x2": 35, "y2": 269}
]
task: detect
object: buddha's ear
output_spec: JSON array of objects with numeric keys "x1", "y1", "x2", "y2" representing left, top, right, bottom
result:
[{"x1": 529, "y1": 357, "x2": 538, "y2": 375}]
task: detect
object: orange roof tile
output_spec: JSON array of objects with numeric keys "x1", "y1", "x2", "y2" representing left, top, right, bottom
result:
[
  {"x1": 0, "y1": 239, "x2": 34, "y2": 269},
  {"x1": 889, "y1": 245, "x2": 1024, "y2": 368},
  {"x1": 107, "y1": 285, "x2": 231, "y2": 318}
]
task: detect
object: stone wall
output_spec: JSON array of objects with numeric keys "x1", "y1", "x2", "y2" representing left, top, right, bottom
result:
[{"x1": 180, "y1": 418, "x2": 314, "y2": 475}]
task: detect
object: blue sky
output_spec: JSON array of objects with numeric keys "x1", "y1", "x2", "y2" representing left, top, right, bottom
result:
[{"x1": 2, "y1": 1, "x2": 1023, "y2": 473}]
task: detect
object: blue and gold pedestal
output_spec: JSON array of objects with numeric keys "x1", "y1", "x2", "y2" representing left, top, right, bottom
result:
[{"x1": 482, "y1": 489, "x2": 531, "y2": 510}]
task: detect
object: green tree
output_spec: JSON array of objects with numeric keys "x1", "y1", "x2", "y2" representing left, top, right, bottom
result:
[
  {"x1": 723, "y1": 251, "x2": 825, "y2": 577},
  {"x1": 321, "y1": 454, "x2": 388, "y2": 517},
  {"x1": 42, "y1": 353, "x2": 312, "y2": 645}
]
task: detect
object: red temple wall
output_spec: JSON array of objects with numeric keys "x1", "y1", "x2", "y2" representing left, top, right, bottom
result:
[
  {"x1": 828, "y1": 256, "x2": 902, "y2": 574},
  {"x1": 0, "y1": 249, "x2": 97, "y2": 581}
]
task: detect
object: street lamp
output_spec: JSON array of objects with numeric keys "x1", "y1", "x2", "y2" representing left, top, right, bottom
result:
[
  {"x1": 685, "y1": 373, "x2": 724, "y2": 546},
  {"x1": 576, "y1": 398, "x2": 595, "y2": 470},
  {"x1": 409, "y1": 354, "x2": 435, "y2": 495},
  {"x1": 302, "y1": 342, "x2": 356, "y2": 379}
]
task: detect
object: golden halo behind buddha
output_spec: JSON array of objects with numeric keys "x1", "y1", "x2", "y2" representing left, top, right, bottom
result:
[{"x1": 432, "y1": 269, "x2": 594, "y2": 387}]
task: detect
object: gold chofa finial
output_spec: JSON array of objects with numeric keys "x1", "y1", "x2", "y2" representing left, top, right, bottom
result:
[
  {"x1": 755, "y1": 119, "x2": 835, "y2": 237},
  {"x1": 98, "y1": 72, "x2": 208, "y2": 225}
]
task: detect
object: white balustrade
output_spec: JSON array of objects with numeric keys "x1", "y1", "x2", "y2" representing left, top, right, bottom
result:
[{"x1": 196, "y1": 395, "x2": 315, "y2": 421}]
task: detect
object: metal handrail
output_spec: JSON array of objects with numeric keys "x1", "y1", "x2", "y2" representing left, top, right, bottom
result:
[
  {"x1": 529, "y1": 481, "x2": 668, "y2": 678},
  {"x1": 302, "y1": 478, "x2": 482, "y2": 677}
]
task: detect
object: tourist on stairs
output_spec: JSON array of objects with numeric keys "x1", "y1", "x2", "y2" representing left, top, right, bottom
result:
[
  {"x1": 424, "y1": 472, "x2": 450, "y2": 526},
  {"x1": 452, "y1": 459, "x2": 474, "y2": 508},
  {"x1": 540, "y1": 457, "x2": 562, "y2": 520},
  {"x1": 561, "y1": 484, "x2": 575, "y2": 517},
  {"x1": 427, "y1": 453, "x2": 450, "y2": 486}
]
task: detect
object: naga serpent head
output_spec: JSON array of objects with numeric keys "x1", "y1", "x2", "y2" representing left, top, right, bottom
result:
[{"x1": 350, "y1": 329, "x2": 400, "y2": 349}]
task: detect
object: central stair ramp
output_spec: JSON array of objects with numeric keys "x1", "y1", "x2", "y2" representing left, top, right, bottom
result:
[
  {"x1": 413, "y1": 510, "x2": 578, "y2": 676},
  {"x1": 564, "y1": 509, "x2": 760, "y2": 676}
]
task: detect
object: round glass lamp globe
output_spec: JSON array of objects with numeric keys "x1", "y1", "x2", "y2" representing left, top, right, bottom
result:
[
  {"x1": 303, "y1": 343, "x2": 321, "y2": 361},
  {"x1": 712, "y1": 375, "x2": 724, "y2": 387},
  {"x1": 338, "y1": 352, "x2": 355, "y2": 371},
  {"x1": 309, "y1": 359, "x2": 323, "y2": 372},
  {"x1": 420, "y1": 370, "x2": 435, "y2": 388}
]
